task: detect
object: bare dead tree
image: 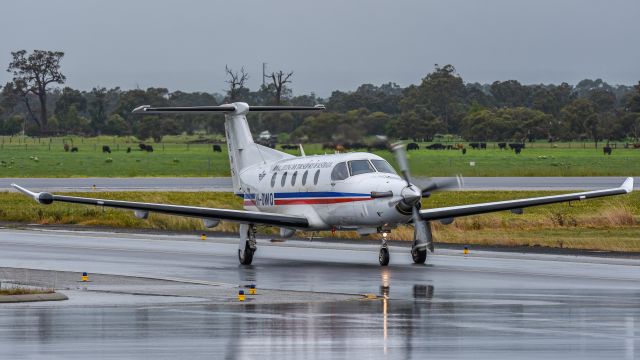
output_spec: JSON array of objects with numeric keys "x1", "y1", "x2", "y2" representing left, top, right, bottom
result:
[
  {"x1": 268, "y1": 70, "x2": 294, "y2": 105},
  {"x1": 225, "y1": 65, "x2": 249, "y2": 102}
]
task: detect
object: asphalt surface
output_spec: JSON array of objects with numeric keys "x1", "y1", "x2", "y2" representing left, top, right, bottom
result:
[
  {"x1": 0, "y1": 228, "x2": 638, "y2": 359},
  {"x1": 0, "y1": 176, "x2": 637, "y2": 192}
]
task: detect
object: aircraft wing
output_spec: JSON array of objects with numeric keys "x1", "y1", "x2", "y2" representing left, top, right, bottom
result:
[
  {"x1": 11, "y1": 184, "x2": 310, "y2": 228},
  {"x1": 420, "y1": 177, "x2": 634, "y2": 222}
]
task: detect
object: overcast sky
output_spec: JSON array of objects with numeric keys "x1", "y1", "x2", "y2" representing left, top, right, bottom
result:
[{"x1": 1, "y1": 0, "x2": 639, "y2": 97}]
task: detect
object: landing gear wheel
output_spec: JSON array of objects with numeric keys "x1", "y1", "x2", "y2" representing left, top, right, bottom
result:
[
  {"x1": 379, "y1": 247, "x2": 390, "y2": 266},
  {"x1": 238, "y1": 241, "x2": 254, "y2": 265},
  {"x1": 411, "y1": 247, "x2": 427, "y2": 264}
]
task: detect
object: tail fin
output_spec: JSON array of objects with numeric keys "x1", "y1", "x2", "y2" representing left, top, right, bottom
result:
[{"x1": 133, "y1": 102, "x2": 325, "y2": 193}]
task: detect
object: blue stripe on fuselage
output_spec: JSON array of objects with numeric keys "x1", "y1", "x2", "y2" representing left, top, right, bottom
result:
[{"x1": 235, "y1": 191, "x2": 370, "y2": 199}]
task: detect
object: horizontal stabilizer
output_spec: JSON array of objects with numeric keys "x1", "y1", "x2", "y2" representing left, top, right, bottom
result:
[{"x1": 132, "y1": 103, "x2": 325, "y2": 114}]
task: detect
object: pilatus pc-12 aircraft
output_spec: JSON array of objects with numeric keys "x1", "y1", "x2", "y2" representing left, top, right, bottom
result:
[{"x1": 12, "y1": 102, "x2": 634, "y2": 266}]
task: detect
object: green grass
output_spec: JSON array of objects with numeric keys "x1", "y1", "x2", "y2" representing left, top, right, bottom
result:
[
  {"x1": 0, "y1": 190, "x2": 638, "y2": 252},
  {"x1": 0, "y1": 136, "x2": 638, "y2": 177}
]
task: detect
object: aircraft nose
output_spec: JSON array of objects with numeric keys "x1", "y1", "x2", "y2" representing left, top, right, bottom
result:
[{"x1": 401, "y1": 185, "x2": 421, "y2": 206}]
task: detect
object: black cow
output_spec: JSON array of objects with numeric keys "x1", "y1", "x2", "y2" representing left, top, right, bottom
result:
[
  {"x1": 426, "y1": 143, "x2": 445, "y2": 150},
  {"x1": 480, "y1": 142, "x2": 487, "y2": 149},
  {"x1": 70, "y1": 147, "x2": 78, "y2": 152},
  {"x1": 126, "y1": 147, "x2": 131, "y2": 153},
  {"x1": 603, "y1": 146, "x2": 612, "y2": 155},
  {"x1": 102, "y1": 145, "x2": 111, "y2": 153},
  {"x1": 407, "y1": 143, "x2": 420, "y2": 151},
  {"x1": 469, "y1": 142, "x2": 479, "y2": 149},
  {"x1": 139, "y1": 143, "x2": 147, "y2": 151},
  {"x1": 213, "y1": 144, "x2": 222, "y2": 152},
  {"x1": 145, "y1": 145, "x2": 154, "y2": 152},
  {"x1": 498, "y1": 142, "x2": 507, "y2": 150}
]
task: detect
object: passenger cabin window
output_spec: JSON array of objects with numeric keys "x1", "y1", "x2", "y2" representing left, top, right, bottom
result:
[
  {"x1": 371, "y1": 160, "x2": 398, "y2": 175},
  {"x1": 331, "y1": 162, "x2": 349, "y2": 181},
  {"x1": 313, "y1": 169, "x2": 320, "y2": 185},
  {"x1": 281, "y1": 172, "x2": 288, "y2": 187},
  {"x1": 291, "y1": 171, "x2": 298, "y2": 186},
  {"x1": 302, "y1": 170, "x2": 308, "y2": 186},
  {"x1": 271, "y1": 172, "x2": 277, "y2": 187},
  {"x1": 348, "y1": 160, "x2": 375, "y2": 176}
]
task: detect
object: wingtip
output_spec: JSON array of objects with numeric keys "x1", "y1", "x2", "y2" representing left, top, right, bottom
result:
[
  {"x1": 622, "y1": 177, "x2": 634, "y2": 193},
  {"x1": 131, "y1": 105, "x2": 150, "y2": 114}
]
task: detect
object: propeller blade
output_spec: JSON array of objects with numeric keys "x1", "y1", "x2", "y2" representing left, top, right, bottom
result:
[
  {"x1": 421, "y1": 175, "x2": 464, "y2": 196},
  {"x1": 412, "y1": 206, "x2": 433, "y2": 253},
  {"x1": 391, "y1": 143, "x2": 412, "y2": 186}
]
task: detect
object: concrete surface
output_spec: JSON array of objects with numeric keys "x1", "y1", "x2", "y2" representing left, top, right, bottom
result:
[
  {"x1": 0, "y1": 228, "x2": 638, "y2": 359},
  {"x1": 1, "y1": 176, "x2": 637, "y2": 192}
]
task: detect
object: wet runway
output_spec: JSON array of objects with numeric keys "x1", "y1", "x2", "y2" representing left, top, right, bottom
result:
[
  {"x1": 0, "y1": 228, "x2": 639, "y2": 359},
  {"x1": 1, "y1": 176, "x2": 637, "y2": 192}
]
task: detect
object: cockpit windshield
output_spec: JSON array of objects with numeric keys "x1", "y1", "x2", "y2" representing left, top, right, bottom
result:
[
  {"x1": 371, "y1": 159, "x2": 398, "y2": 175},
  {"x1": 348, "y1": 160, "x2": 375, "y2": 176}
]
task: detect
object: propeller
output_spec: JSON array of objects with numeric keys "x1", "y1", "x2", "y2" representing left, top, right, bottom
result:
[{"x1": 391, "y1": 143, "x2": 463, "y2": 253}]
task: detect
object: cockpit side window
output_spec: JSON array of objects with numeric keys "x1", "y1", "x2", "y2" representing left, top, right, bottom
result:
[
  {"x1": 330, "y1": 162, "x2": 349, "y2": 181},
  {"x1": 348, "y1": 160, "x2": 375, "y2": 176},
  {"x1": 371, "y1": 159, "x2": 398, "y2": 175}
]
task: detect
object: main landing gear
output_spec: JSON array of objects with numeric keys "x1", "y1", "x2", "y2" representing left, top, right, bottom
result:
[
  {"x1": 238, "y1": 224, "x2": 257, "y2": 265},
  {"x1": 378, "y1": 233, "x2": 390, "y2": 266}
]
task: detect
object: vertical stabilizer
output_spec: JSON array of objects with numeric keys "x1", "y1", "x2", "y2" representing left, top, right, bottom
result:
[{"x1": 223, "y1": 103, "x2": 291, "y2": 193}]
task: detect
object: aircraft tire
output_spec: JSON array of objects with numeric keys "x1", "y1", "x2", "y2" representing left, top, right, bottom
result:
[
  {"x1": 378, "y1": 247, "x2": 390, "y2": 266},
  {"x1": 238, "y1": 242, "x2": 254, "y2": 265},
  {"x1": 411, "y1": 247, "x2": 427, "y2": 264}
]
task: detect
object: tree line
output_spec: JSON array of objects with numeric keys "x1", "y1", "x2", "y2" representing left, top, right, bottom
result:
[{"x1": 1, "y1": 50, "x2": 640, "y2": 145}]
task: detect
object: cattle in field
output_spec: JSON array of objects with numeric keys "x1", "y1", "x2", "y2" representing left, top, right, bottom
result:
[
  {"x1": 126, "y1": 147, "x2": 131, "y2": 153},
  {"x1": 64, "y1": 144, "x2": 70, "y2": 152},
  {"x1": 145, "y1": 145, "x2": 153, "y2": 152},
  {"x1": 425, "y1": 143, "x2": 445, "y2": 150},
  {"x1": 70, "y1": 147, "x2": 78, "y2": 152},
  {"x1": 280, "y1": 144, "x2": 298, "y2": 150},
  {"x1": 498, "y1": 142, "x2": 507, "y2": 150},
  {"x1": 469, "y1": 142, "x2": 479, "y2": 149},
  {"x1": 102, "y1": 145, "x2": 111, "y2": 153},
  {"x1": 407, "y1": 143, "x2": 419, "y2": 151},
  {"x1": 603, "y1": 146, "x2": 612, "y2": 155},
  {"x1": 480, "y1": 142, "x2": 487, "y2": 149},
  {"x1": 139, "y1": 143, "x2": 147, "y2": 151},
  {"x1": 213, "y1": 144, "x2": 222, "y2": 152}
]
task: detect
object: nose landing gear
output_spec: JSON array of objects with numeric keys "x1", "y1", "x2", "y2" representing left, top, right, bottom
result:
[{"x1": 379, "y1": 232, "x2": 390, "y2": 266}]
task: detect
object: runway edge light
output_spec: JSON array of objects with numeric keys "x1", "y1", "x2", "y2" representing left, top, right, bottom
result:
[
  {"x1": 238, "y1": 290, "x2": 245, "y2": 301},
  {"x1": 81, "y1": 272, "x2": 89, "y2": 282},
  {"x1": 249, "y1": 284, "x2": 256, "y2": 295}
]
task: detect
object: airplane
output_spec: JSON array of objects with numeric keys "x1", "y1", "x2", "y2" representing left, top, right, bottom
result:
[{"x1": 12, "y1": 102, "x2": 634, "y2": 266}]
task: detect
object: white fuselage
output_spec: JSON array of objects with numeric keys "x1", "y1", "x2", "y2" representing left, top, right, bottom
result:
[{"x1": 235, "y1": 151, "x2": 415, "y2": 231}]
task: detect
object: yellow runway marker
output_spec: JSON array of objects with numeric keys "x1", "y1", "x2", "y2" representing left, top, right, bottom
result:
[{"x1": 238, "y1": 290, "x2": 245, "y2": 301}]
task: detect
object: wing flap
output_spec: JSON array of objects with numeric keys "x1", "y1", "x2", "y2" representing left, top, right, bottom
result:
[{"x1": 420, "y1": 177, "x2": 633, "y2": 222}]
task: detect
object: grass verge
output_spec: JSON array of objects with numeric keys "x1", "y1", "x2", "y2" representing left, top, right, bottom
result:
[
  {"x1": 0, "y1": 286, "x2": 54, "y2": 296},
  {"x1": 0, "y1": 190, "x2": 638, "y2": 252}
]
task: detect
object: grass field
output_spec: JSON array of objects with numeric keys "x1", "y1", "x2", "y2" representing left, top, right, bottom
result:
[
  {"x1": 0, "y1": 136, "x2": 639, "y2": 177},
  {"x1": 1, "y1": 190, "x2": 638, "y2": 252}
]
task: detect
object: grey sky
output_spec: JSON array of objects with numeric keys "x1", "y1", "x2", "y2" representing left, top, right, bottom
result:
[{"x1": 1, "y1": 0, "x2": 639, "y2": 97}]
